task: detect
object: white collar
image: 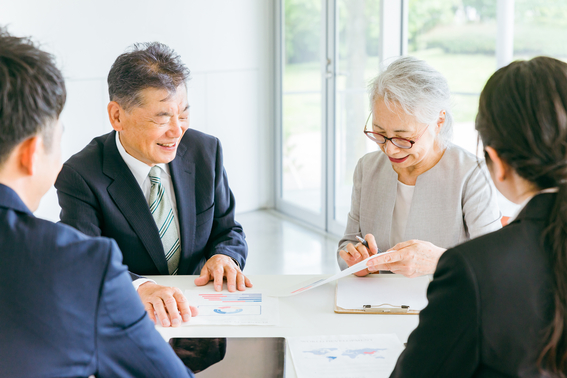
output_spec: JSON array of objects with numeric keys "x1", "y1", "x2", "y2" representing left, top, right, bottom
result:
[
  {"x1": 114, "y1": 131, "x2": 169, "y2": 187},
  {"x1": 507, "y1": 187, "x2": 559, "y2": 224}
]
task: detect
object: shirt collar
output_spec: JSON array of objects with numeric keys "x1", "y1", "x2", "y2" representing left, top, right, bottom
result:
[
  {"x1": 115, "y1": 131, "x2": 169, "y2": 187},
  {"x1": 0, "y1": 183, "x2": 32, "y2": 215},
  {"x1": 507, "y1": 187, "x2": 559, "y2": 224}
]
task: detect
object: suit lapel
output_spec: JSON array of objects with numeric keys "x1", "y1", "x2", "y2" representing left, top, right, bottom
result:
[
  {"x1": 102, "y1": 132, "x2": 169, "y2": 275},
  {"x1": 169, "y1": 141, "x2": 196, "y2": 275}
]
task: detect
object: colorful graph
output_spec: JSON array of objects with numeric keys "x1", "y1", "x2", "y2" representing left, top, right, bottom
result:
[
  {"x1": 198, "y1": 305, "x2": 262, "y2": 316},
  {"x1": 213, "y1": 306, "x2": 244, "y2": 314},
  {"x1": 199, "y1": 293, "x2": 262, "y2": 303},
  {"x1": 303, "y1": 347, "x2": 386, "y2": 361}
]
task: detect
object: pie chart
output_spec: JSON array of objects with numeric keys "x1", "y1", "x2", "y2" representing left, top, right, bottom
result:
[{"x1": 213, "y1": 306, "x2": 244, "y2": 314}]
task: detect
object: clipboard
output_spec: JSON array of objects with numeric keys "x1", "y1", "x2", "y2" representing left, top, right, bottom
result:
[
  {"x1": 334, "y1": 285, "x2": 420, "y2": 315},
  {"x1": 334, "y1": 275, "x2": 429, "y2": 315}
]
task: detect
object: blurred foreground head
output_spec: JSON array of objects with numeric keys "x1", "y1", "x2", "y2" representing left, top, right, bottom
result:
[{"x1": 0, "y1": 28, "x2": 66, "y2": 210}]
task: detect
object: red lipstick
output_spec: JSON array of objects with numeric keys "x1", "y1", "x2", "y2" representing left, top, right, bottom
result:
[{"x1": 388, "y1": 155, "x2": 409, "y2": 163}]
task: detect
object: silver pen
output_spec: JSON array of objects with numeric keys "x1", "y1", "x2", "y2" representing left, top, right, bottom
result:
[
  {"x1": 355, "y1": 235, "x2": 369, "y2": 249},
  {"x1": 356, "y1": 235, "x2": 382, "y2": 254}
]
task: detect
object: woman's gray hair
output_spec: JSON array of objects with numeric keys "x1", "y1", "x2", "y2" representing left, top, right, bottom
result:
[{"x1": 369, "y1": 56, "x2": 453, "y2": 147}]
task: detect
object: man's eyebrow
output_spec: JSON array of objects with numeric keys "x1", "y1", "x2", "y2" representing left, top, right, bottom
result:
[{"x1": 155, "y1": 111, "x2": 173, "y2": 117}]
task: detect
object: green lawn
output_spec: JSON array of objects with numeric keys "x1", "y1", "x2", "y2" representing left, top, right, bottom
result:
[{"x1": 283, "y1": 50, "x2": 495, "y2": 136}]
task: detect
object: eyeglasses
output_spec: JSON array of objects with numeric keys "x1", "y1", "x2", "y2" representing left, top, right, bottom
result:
[{"x1": 363, "y1": 113, "x2": 429, "y2": 149}]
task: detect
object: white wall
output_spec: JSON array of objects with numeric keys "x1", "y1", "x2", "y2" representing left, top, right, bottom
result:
[{"x1": 0, "y1": 0, "x2": 275, "y2": 221}]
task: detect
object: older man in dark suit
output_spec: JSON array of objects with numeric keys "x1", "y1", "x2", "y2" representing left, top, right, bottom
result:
[
  {"x1": 55, "y1": 42, "x2": 251, "y2": 328},
  {"x1": 0, "y1": 31, "x2": 193, "y2": 378}
]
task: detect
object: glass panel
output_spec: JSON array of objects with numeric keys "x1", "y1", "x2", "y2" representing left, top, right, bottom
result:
[
  {"x1": 407, "y1": 1, "x2": 519, "y2": 216},
  {"x1": 282, "y1": 0, "x2": 323, "y2": 213},
  {"x1": 513, "y1": 0, "x2": 567, "y2": 61},
  {"x1": 408, "y1": 0, "x2": 497, "y2": 156},
  {"x1": 334, "y1": 0, "x2": 381, "y2": 226}
]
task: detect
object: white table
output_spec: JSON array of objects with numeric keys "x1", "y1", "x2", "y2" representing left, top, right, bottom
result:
[{"x1": 150, "y1": 275, "x2": 419, "y2": 377}]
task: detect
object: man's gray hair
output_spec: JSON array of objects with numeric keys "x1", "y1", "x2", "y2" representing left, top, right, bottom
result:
[
  {"x1": 108, "y1": 42, "x2": 190, "y2": 111},
  {"x1": 369, "y1": 56, "x2": 453, "y2": 147}
]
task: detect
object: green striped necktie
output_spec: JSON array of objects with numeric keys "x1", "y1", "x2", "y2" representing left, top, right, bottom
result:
[{"x1": 148, "y1": 166, "x2": 181, "y2": 275}]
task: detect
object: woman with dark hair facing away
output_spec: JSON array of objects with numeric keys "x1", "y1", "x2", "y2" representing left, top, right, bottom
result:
[{"x1": 389, "y1": 56, "x2": 567, "y2": 377}]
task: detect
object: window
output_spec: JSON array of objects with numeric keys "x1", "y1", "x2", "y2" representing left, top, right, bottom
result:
[
  {"x1": 281, "y1": 0, "x2": 324, "y2": 214},
  {"x1": 513, "y1": 0, "x2": 567, "y2": 60},
  {"x1": 277, "y1": 0, "x2": 381, "y2": 234},
  {"x1": 407, "y1": 0, "x2": 497, "y2": 155},
  {"x1": 277, "y1": 0, "x2": 534, "y2": 233}
]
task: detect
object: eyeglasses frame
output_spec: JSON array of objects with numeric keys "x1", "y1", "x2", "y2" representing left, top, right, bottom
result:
[{"x1": 363, "y1": 112, "x2": 430, "y2": 150}]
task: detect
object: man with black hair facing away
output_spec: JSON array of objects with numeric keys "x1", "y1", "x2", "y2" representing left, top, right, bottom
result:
[{"x1": 0, "y1": 30, "x2": 194, "y2": 378}]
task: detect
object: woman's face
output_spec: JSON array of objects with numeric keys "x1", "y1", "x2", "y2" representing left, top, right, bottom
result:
[{"x1": 371, "y1": 98, "x2": 442, "y2": 172}]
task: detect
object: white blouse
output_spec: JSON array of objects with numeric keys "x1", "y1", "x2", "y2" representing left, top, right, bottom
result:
[{"x1": 390, "y1": 181, "x2": 415, "y2": 247}]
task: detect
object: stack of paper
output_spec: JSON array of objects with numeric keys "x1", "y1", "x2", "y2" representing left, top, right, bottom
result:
[
  {"x1": 267, "y1": 252, "x2": 399, "y2": 297},
  {"x1": 183, "y1": 289, "x2": 279, "y2": 326},
  {"x1": 288, "y1": 334, "x2": 404, "y2": 378}
]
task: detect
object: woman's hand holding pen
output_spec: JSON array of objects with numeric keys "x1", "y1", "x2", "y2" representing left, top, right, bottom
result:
[
  {"x1": 366, "y1": 239, "x2": 446, "y2": 277},
  {"x1": 338, "y1": 234, "x2": 379, "y2": 277}
]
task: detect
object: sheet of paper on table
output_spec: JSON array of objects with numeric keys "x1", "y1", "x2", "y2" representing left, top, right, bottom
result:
[
  {"x1": 288, "y1": 333, "x2": 404, "y2": 378},
  {"x1": 337, "y1": 275, "x2": 430, "y2": 311},
  {"x1": 183, "y1": 289, "x2": 279, "y2": 326},
  {"x1": 266, "y1": 251, "x2": 398, "y2": 297}
]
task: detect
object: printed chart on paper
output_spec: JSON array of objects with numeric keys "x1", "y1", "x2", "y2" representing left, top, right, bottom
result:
[
  {"x1": 288, "y1": 334, "x2": 404, "y2": 378},
  {"x1": 184, "y1": 290, "x2": 279, "y2": 325}
]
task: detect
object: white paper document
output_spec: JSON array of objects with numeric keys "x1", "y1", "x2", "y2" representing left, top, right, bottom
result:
[
  {"x1": 336, "y1": 274, "x2": 430, "y2": 311},
  {"x1": 267, "y1": 251, "x2": 397, "y2": 297},
  {"x1": 183, "y1": 289, "x2": 279, "y2": 326},
  {"x1": 288, "y1": 334, "x2": 405, "y2": 378}
]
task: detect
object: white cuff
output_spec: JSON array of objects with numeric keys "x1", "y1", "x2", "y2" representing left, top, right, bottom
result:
[{"x1": 132, "y1": 278, "x2": 156, "y2": 291}]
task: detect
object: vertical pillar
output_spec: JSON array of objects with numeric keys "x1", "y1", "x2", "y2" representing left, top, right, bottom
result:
[
  {"x1": 496, "y1": 0, "x2": 515, "y2": 69},
  {"x1": 379, "y1": 0, "x2": 403, "y2": 70},
  {"x1": 401, "y1": 0, "x2": 409, "y2": 56}
]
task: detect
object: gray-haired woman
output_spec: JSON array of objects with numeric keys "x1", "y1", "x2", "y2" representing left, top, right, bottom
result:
[{"x1": 338, "y1": 56, "x2": 502, "y2": 277}]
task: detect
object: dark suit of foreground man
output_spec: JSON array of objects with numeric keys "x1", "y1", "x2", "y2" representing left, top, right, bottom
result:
[
  {"x1": 55, "y1": 42, "x2": 251, "y2": 328},
  {"x1": 0, "y1": 31, "x2": 193, "y2": 377}
]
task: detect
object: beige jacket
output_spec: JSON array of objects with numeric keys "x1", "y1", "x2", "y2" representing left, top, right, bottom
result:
[{"x1": 338, "y1": 143, "x2": 502, "y2": 270}]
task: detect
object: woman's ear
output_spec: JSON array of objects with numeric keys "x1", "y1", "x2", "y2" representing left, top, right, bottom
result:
[
  {"x1": 485, "y1": 146, "x2": 508, "y2": 182},
  {"x1": 435, "y1": 110, "x2": 446, "y2": 134}
]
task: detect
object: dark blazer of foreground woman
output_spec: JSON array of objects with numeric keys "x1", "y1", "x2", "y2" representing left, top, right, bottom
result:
[
  {"x1": 391, "y1": 193, "x2": 555, "y2": 377},
  {"x1": 55, "y1": 129, "x2": 247, "y2": 278}
]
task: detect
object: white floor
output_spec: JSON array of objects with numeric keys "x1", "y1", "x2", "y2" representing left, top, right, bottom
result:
[{"x1": 236, "y1": 210, "x2": 342, "y2": 276}]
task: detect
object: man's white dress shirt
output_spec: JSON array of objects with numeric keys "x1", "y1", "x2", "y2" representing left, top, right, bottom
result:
[{"x1": 115, "y1": 132, "x2": 180, "y2": 290}]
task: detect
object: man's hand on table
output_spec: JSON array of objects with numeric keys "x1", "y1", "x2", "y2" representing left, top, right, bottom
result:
[
  {"x1": 194, "y1": 254, "x2": 253, "y2": 292},
  {"x1": 366, "y1": 239, "x2": 446, "y2": 277},
  {"x1": 137, "y1": 282, "x2": 198, "y2": 327}
]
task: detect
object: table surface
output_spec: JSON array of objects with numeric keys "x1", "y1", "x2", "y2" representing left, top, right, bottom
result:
[{"x1": 150, "y1": 274, "x2": 419, "y2": 377}]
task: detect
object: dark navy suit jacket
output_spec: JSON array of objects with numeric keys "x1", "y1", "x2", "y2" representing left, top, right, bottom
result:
[
  {"x1": 0, "y1": 184, "x2": 193, "y2": 377},
  {"x1": 391, "y1": 193, "x2": 556, "y2": 377},
  {"x1": 55, "y1": 129, "x2": 247, "y2": 277}
]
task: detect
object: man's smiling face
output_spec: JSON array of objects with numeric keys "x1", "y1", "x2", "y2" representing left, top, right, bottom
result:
[{"x1": 116, "y1": 85, "x2": 189, "y2": 166}]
